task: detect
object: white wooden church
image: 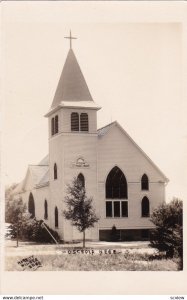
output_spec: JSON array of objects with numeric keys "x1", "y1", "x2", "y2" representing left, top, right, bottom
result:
[{"x1": 13, "y1": 33, "x2": 168, "y2": 242}]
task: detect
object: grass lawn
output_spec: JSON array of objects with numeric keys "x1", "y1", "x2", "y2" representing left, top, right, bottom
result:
[
  {"x1": 5, "y1": 241, "x2": 179, "y2": 271},
  {"x1": 5, "y1": 253, "x2": 178, "y2": 271}
]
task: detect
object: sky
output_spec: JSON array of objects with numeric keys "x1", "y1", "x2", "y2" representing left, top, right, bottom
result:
[{"x1": 1, "y1": 2, "x2": 187, "y2": 202}]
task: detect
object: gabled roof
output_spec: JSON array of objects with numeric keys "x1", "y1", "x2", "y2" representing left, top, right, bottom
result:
[
  {"x1": 38, "y1": 155, "x2": 49, "y2": 166},
  {"x1": 37, "y1": 169, "x2": 49, "y2": 188},
  {"x1": 12, "y1": 163, "x2": 49, "y2": 195},
  {"x1": 51, "y1": 49, "x2": 93, "y2": 109},
  {"x1": 28, "y1": 165, "x2": 49, "y2": 186},
  {"x1": 97, "y1": 122, "x2": 116, "y2": 137},
  {"x1": 12, "y1": 154, "x2": 49, "y2": 195},
  {"x1": 97, "y1": 121, "x2": 168, "y2": 182}
]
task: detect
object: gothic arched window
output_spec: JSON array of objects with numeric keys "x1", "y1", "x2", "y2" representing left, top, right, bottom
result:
[
  {"x1": 55, "y1": 206, "x2": 58, "y2": 228},
  {"x1": 77, "y1": 173, "x2": 85, "y2": 187},
  {"x1": 141, "y1": 174, "x2": 149, "y2": 190},
  {"x1": 106, "y1": 166, "x2": 128, "y2": 199},
  {"x1": 80, "y1": 113, "x2": 89, "y2": 132},
  {"x1": 54, "y1": 163, "x2": 57, "y2": 180},
  {"x1": 51, "y1": 117, "x2": 55, "y2": 136},
  {"x1": 55, "y1": 115, "x2": 58, "y2": 134},
  {"x1": 141, "y1": 196, "x2": 150, "y2": 217},
  {"x1": 28, "y1": 193, "x2": 35, "y2": 218},
  {"x1": 71, "y1": 112, "x2": 79, "y2": 131},
  {"x1": 44, "y1": 199, "x2": 48, "y2": 220}
]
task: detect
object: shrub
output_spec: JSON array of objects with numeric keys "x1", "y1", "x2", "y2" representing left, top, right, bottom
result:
[
  {"x1": 8, "y1": 219, "x2": 60, "y2": 244},
  {"x1": 110, "y1": 225, "x2": 119, "y2": 241},
  {"x1": 150, "y1": 198, "x2": 183, "y2": 269},
  {"x1": 30, "y1": 220, "x2": 60, "y2": 243}
]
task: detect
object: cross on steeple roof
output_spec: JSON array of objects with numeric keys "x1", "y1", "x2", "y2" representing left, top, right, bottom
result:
[{"x1": 64, "y1": 30, "x2": 77, "y2": 49}]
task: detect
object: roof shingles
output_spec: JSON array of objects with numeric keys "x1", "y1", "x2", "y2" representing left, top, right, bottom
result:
[{"x1": 51, "y1": 49, "x2": 93, "y2": 109}]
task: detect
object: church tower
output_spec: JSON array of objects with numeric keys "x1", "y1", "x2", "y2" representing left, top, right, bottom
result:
[{"x1": 45, "y1": 32, "x2": 100, "y2": 241}]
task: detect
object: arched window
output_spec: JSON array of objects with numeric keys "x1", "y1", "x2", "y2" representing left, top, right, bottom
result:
[
  {"x1": 77, "y1": 173, "x2": 85, "y2": 187},
  {"x1": 54, "y1": 163, "x2": 57, "y2": 180},
  {"x1": 55, "y1": 206, "x2": 58, "y2": 228},
  {"x1": 28, "y1": 193, "x2": 35, "y2": 218},
  {"x1": 44, "y1": 199, "x2": 48, "y2": 220},
  {"x1": 141, "y1": 196, "x2": 150, "y2": 217},
  {"x1": 71, "y1": 112, "x2": 79, "y2": 131},
  {"x1": 80, "y1": 113, "x2": 88, "y2": 131},
  {"x1": 106, "y1": 166, "x2": 128, "y2": 199},
  {"x1": 55, "y1": 115, "x2": 58, "y2": 134},
  {"x1": 51, "y1": 117, "x2": 55, "y2": 136},
  {"x1": 141, "y1": 174, "x2": 149, "y2": 190}
]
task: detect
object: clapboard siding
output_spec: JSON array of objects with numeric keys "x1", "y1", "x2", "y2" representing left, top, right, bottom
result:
[
  {"x1": 14, "y1": 120, "x2": 166, "y2": 241},
  {"x1": 62, "y1": 134, "x2": 99, "y2": 241},
  {"x1": 48, "y1": 106, "x2": 99, "y2": 240},
  {"x1": 19, "y1": 186, "x2": 49, "y2": 225},
  {"x1": 49, "y1": 108, "x2": 97, "y2": 136},
  {"x1": 61, "y1": 108, "x2": 97, "y2": 133},
  {"x1": 98, "y1": 124, "x2": 165, "y2": 230}
]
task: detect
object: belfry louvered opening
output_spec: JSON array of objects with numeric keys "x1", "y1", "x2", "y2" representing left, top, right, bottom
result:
[
  {"x1": 51, "y1": 115, "x2": 58, "y2": 135},
  {"x1": 80, "y1": 113, "x2": 89, "y2": 131},
  {"x1": 71, "y1": 112, "x2": 79, "y2": 131},
  {"x1": 55, "y1": 115, "x2": 58, "y2": 134}
]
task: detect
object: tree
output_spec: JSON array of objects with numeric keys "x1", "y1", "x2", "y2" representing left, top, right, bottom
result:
[
  {"x1": 150, "y1": 198, "x2": 183, "y2": 269},
  {"x1": 6, "y1": 197, "x2": 27, "y2": 247},
  {"x1": 63, "y1": 177, "x2": 99, "y2": 248},
  {"x1": 5, "y1": 185, "x2": 60, "y2": 244},
  {"x1": 5, "y1": 183, "x2": 18, "y2": 223}
]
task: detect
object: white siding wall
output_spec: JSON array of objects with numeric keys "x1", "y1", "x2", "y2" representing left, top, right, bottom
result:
[
  {"x1": 49, "y1": 135, "x2": 65, "y2": 239},
  {"x1": 98, "y1": 124, "x2": 166, "y2": 230},
  {"x1": 48, "y1": 107, "x2": 99, "y2": 240},
  {"x1": 15, "y1": 116, "x2": 167, "y2": 242},
  {"x1": 48, "y1": 108, "x2": 97, "y2": 137},
  {"x1": 18, "y1": 185, "x2": 49, "y2": 223},
  {"x1": 61, "y1": 108, "x2": 97, "y2": 133},
  {"x1": 62, "y1": 134, "x2": 99, "y2": 241},
  {"x1": 35, "y1": 186, "x2": 50, "y2": 226}
]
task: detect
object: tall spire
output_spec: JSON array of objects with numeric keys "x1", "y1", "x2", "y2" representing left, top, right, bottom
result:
[
  {"x1": 51, "y1": 48, "x2": 93, "y2": 109},
  {"x1": 64, "y1": 30, "x2": 77, "y2": 49}
]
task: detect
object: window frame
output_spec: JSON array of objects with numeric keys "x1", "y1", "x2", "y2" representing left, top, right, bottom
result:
[
  {"x1": 44, "y1": 199, "x2": 48, "y2": 220},
  {"x1": 106, "y1": 201, "x2": 113, "y2": 218},
  {"x1": 54, "y1": 163, "x2": 57, "y2": 180},
  {"x1": 51, "y1": 117, "x2": 55, "y2": 136},
  {"x1": 71, "y1": 112, "x2": 89, "y2": 132},
  {"x1": 28, "y1": 193, "x2": 35, "y2": 218},
  {"x1": 55, "y1": 206, "x2": 59, "y2": 228},
  {"x1": 80, "y1": 113, "x2": 89, "y2": 132},
  {"x1": 105, "y1": 200, "x2": 128, "y2": 218},
  {"x1": 121, "y1": 201, "x2": 128, "y2": 217},
  {"x1": 54, "y1": 115, "x2": 58, "y2": 134},
  {"x1": 141, "y1": 174, "x2": 149, "y2": 191},
  {"x1": 71, "y1": 112, "x2": 79, "y2": 131},
  {"x1": 141, "y1": 196, "x2": 150, "y2": 218},
  {"x1": 106, "y1": 166, "x2": 128, "y2": 199},
  {"x1": 77, "y1": 173, "x2": 85, "y2": 188}
]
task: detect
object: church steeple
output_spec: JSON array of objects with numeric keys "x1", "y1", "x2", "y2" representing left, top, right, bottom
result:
[{"x1": 51, "y1": 48, "x2": 94, "y2": 109}]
